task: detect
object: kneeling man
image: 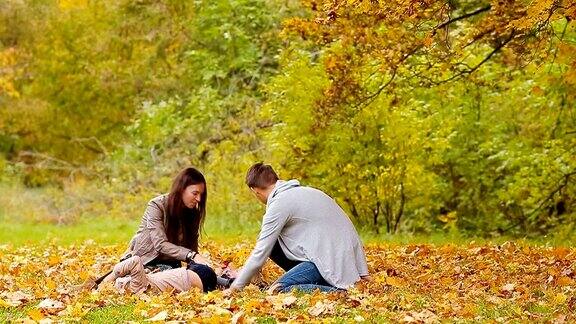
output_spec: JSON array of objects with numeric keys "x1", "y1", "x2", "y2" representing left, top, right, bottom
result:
[{"x1": 228, "y1": 163, "x2": 369, "y2": 293}]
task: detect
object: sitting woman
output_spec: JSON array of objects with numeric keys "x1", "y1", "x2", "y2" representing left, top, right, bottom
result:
[
  {"x1": 108, "y1": 255, "x2": 217, "y2": 294},
  {"x1": 123, "y1": 167, "x2": 210, "y2": 270}
]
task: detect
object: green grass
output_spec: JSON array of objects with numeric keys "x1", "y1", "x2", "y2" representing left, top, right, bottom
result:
[
  {"x1": 1, "y1": 215, "x2": 574, "y2": 247},
  {"x1": 0, "y1": 215, "x2": 260, "y2": 247},
  {"x1": 83, "y1": 304, "x2": 141, "y2": 323},
  {"x1": 0, "y1": 217, "x2": 139, "y2": 246},
  {"x1": 0, "y1": 306, "x2": 28, "y2": 323},
  {"x1": 359, "y1": 229, "x2": 576, "y2": 247},
  {"x1": 0, "y1": 304, "x2": 141, "y2": 323}
]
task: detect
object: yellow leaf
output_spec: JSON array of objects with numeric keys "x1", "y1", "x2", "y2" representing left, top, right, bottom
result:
[
  {"x1": 46, "y1": 278, "x2": 57, "y2": 290},
  {"x1": 553, "y1": 293, "x2": 567, "y2": 304},
  {"x1": 48, "y1": 256, "x2": 61, "y2": 267},
  {"x1": 385, "y1": 276, "x2": 405, "y2": 287},
  {"x1": 79, "y1": 271, "x2": 90, "y2": 281},
  {"x1": 28, "y1": 308, "x2": 44, "y2": 321},
  {"x1": 0, "y1": 299, "x2": 12, "y2": 308}
]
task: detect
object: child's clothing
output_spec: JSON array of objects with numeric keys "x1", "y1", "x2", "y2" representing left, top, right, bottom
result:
[{"x1": 113, "y1": 255, "x2": 200, "y2": 293}]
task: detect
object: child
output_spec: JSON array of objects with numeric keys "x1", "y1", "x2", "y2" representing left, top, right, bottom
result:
[{"x1": 105, "y1": 255, "x2": 216, "y2": 294}]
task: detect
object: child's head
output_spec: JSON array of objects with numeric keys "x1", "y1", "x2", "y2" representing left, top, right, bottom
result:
[{"x1": 187, "y1": 263, "x2": 217, "y2": 292}]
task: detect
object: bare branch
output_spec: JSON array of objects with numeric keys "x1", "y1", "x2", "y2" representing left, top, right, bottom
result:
[
  {"x1": 72, "y1": 137, "x2": 109, "y2": 156},
  {"x1": 437, "y1": 30, "x2": 516, "y2": 84},
  {"x1": 433, "y1": 5, "x2": 492, "y2": 35}
]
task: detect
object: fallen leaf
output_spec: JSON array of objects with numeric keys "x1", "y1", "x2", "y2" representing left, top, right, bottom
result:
[
  {"x1": 502, "y1": 283, "x2": 515, "y2": 292},
  {"x1": 28, "y1": 308, "x2": 44, "y2": 321},
  {"x1": 308, "y1": 301, "x2": 334, "y2": 317},
  {"x1": 48, "y1": 256, "x2": 61, "y2": 267},
  {"x1": 145, "y1": 310, "x2": 168, "y2": 322},
  {"x1": 37, "y1": 298, "x2": 65, "y2": 314},
  {"x1": 386, "y1": 276, "x2": 406, "y2": 287},
  {"x1": 556, "y1": 276, "x2": 574, "y2": 286},
  {"x1": 231, "y1": 310, "x2": 245, "y2": 324},
  {"x1": 402, "y1": 309, "x2": 438, "y2": 323},
  {"x1": 5, "y1": 291, "x2": 33, "y2": 306}
]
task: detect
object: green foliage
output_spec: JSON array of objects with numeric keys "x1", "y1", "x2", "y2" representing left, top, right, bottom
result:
[{"x1": 0, "y1": 0, "x2": 294, "y2": 183}]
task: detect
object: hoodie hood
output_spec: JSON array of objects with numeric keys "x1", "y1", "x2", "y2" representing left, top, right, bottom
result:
[{"x1": 267, "y1": 179, "x2": 300, "y2": 207}]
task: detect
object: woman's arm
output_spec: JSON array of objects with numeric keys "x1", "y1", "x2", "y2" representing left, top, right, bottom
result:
[{"x1": 145, "y1": 200, "x2": 192, "y2": 261}]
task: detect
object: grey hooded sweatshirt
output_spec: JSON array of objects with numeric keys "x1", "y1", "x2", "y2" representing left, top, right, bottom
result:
[{"x1": 231, "y1": 180, "x2": 369, "y2": 290}]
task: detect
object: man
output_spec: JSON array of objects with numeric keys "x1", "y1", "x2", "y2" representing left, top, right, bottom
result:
[{"x1": 228, "y1": 163, "x2": 369, "y2": 293}]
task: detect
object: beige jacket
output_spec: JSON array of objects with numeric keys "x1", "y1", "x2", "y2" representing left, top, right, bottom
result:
[{"x1": 123, "y1": 194, "x2": 193, "y2": 265}]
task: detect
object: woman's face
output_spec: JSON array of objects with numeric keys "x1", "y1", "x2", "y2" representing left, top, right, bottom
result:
[{"x1": 182, "y1": 183, "x2": 205, "y2": 210}]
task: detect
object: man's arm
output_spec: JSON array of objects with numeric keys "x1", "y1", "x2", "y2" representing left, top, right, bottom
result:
[{"x1": 230, "y1": 201, "x2": 290, "y2": 290}]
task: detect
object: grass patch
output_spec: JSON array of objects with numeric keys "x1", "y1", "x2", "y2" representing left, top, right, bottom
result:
[
  {"x1": 0, "y1": 216, "x2": 260, "y2": 247},
  {"x1": 84, "y1": 304, "x2": 141, "y2": 323},
  {"x1": 0, "y1": 217, "x2": 139, "y2": 246},
  {"x1": 1, "y1": 216, "x2": 574, "y2": 247},
  {"x1": 359, "y1": 230, "x2": 576, "y2": 247},
  {"x1": 0, "y1": 306, "x2": 28, "y2": 323}
]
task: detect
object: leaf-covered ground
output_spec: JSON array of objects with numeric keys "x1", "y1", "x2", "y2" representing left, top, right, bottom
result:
[{"x1": 1, "y1": 241, "x2": 575, "y2": 323}]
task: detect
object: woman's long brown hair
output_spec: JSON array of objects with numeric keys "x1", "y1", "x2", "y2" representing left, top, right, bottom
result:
[{"x1": 165, "y1": 167, "x2": 207, "y2": 252}]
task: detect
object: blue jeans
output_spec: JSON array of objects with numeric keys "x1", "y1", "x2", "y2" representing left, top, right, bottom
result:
[{"x1": 275, "y1": 261, "x2": 340, "y2": 293}]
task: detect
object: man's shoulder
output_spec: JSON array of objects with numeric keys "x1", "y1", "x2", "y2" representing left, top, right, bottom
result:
[
  {"x1": 294, "y1": 185, "x2": 330, "y2": 196},
  {"x1": 271, "y1": 186, "x2": 330, "y2": 205}
]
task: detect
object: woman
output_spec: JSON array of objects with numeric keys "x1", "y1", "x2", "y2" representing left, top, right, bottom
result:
[{"x1": 123, "y1": 167, "x2": 210, "y2": 269}]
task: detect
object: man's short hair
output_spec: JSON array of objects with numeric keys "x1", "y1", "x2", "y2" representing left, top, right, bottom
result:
[{"x1": 245, "y1": 163, "x2": 279, "y2": 189}]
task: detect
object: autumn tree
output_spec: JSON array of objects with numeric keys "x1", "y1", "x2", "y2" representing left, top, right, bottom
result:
[{"x1": 261, "y1": 0, "x2": 576, "y2": 235}]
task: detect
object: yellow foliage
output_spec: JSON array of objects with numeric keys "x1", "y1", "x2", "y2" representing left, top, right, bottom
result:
[{"x1": 58, "y1": 0, "x2": 88, "y2": 10}]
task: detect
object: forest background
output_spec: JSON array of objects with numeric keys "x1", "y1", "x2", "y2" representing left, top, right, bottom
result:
[{"x1": 1, "y1": 0, "x2": 575, "y2": 245}]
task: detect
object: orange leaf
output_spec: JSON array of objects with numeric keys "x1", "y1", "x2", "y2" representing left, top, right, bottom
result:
[{"x1": 556, "y1": 276, "x2": 574, "y2": 286}]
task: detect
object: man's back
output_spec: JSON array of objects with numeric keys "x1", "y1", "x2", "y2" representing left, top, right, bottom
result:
[{"x1": 276, "y1": 184, "x2": 359, "y2": 241}]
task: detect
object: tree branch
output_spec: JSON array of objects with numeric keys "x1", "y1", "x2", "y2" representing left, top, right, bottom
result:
[
  {"x1": 433, "y1": 5, "x2": 492, "y2": 35},
  {"x1": 437, "y1": 30, "x2": 516, "y2": 84}
]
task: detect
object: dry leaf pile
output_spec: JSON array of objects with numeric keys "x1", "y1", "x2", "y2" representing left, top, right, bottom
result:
[{"x1": 1, "y1": 241, "x2": 574, "y2": 322}]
